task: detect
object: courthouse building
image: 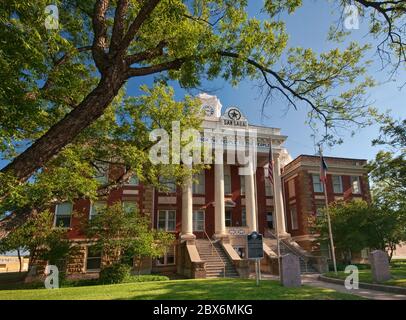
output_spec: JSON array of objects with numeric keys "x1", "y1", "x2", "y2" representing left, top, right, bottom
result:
[{"x1": 47, "y1": 94, "x2": 370, "y2": 279}]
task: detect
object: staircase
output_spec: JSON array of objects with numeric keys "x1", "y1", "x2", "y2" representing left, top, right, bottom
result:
[
  {"x1": 195, "y1": 239, "x2": 239, "y2": 278},
  {"x1": 264, "y1": 238, "x2": 318, "y2": 274}
]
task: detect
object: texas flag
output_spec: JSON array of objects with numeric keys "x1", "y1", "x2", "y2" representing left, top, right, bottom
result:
[{"x1": 320, "y1": 155, "x2": 328, "y2": 184}]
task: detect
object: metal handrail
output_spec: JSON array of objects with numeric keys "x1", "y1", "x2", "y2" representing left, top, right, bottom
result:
[{"x1": 203, "y1": 230, "x2": 226, "y2": 278}]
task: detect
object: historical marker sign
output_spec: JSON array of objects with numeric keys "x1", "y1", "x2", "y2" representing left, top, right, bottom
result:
[{"x1": 247, "y1": 231, "x2": 264, "y2": 259}]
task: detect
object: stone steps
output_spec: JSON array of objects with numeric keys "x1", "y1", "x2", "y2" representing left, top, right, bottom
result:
[{"x1": 196, "y1": 240, "x2": 239, "y2": 278}]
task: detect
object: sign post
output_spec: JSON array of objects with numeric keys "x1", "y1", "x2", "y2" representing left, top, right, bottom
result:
[{"x1": 247, "y1": 231, "x2": 264, "y2": 286}]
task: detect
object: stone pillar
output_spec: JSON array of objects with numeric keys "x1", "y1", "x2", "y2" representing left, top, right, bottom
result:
[
  {"x1": 273, "y1": 152, "x2": 289, "y2": 236},
  {"x1": 214, "y1": 164, "x2": 226, "y2": 237},
  {"x1": 245, "y1": 162, "x2": 257, "y2": 232},
  {"x1": 181, "y1": 174, "x2": 195, "y2": 240}
]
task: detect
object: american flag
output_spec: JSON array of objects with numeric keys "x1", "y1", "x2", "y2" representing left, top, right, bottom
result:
[
  {"x1": 268, "y1": 140, "x2": 274, "y2": 185},
  {"x1": 320, "y1": 154, "x2": 328, "y2": 184}
]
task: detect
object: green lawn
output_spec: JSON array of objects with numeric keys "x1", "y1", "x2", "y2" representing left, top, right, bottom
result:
[
  {"x1": 325, "y1": 263, "x2": 406, "y2": 288},
  {"x1": 0, "y1": 278, "x2": 362, "y2": 300}
]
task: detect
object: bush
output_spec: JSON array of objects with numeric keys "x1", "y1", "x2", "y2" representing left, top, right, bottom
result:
[{"x1": 99, "y1": 264, "x2": 131, "y2": 284}]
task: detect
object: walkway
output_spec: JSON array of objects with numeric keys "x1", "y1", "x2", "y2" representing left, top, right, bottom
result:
[{"x1": 254, "y1": 273, "x2": 406, "y2": 300}]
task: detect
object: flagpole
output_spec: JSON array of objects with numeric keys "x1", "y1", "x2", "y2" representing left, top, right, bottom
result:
[
  {"x1": 320, "y1": 149, "x2": 338, "y2": 274},
  {"x1": 269, "y1": 140, "x2": 281, "y2": 279}
]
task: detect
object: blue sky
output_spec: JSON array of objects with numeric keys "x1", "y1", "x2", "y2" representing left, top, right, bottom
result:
[{"x1": 124, "y1": 0, "x2": 405, "y2": 162}]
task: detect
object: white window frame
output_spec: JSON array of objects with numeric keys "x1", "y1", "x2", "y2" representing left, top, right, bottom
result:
[
  {"x1": 312, "y1": 174, "x2": 324, "y2": 193},
  {"x1": 157, "y1": 210, "x2": 176, "y2": 232},
  {"x1": 159, "y1": 178, "x2": 177, "y2": 193},
  {"x1": 332, "y1": 175, "x2": 343, "y2": 194},
  {"x1": 89, "y1": 201, "x2": 107, "y2": 220},
  {"x1": 290, "y1": 207, "x2": 298, "y2": 230},
  {"x1": 225, "y1": 208, "x2": 232, "y2": 227},
  {"x1": 54, "y1": 202, "x2": 73, "y2": 228},
  {"x1": 192, "y1": 172, "x2": 205, "y2": 194},
  {"x1": 155, "y1": 246, "x2": 176, "y2": 266},
  {"x1": 193, "y1": 210, "x2": 205, "y2": 232},
  {"x1": 351, "y1": 176, "x2": 361, "y2": 194}
]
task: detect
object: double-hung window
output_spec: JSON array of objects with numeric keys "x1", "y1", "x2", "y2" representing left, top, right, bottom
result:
[
  {"x1": 90, "y1": 201, "x2": 107, "y2": 219},
  {"x1": 159, "y1": 178, "x2": 177, "y2": 193},
  {"x1": 240, "y1": 175, "x2": 245, "y2": 195},
  {"x1": 156, "y1": 246, "x2": 175, "y2": 265},
  {"x1": 312, "y1": 174, "x2": 324, "y2": 193},
  {"x1": 123, "y1": 201, "x2": 137, "y2": 214},
  {"x1": 241, "y1": 208, "x2": 247, "y2": 227},
  {"x1": 225, "y1": 208, "x2": 232, "y2": 227},
  {"x1": 192, "y1": 171, "x2": 205, "y2": 194},
  {"x1": 86, "y1": 246, "x2": 102, "y2": 271},
  {"x1": 351, "y1": 176, "x2": 361, "y2": 194},
  {"x1": 265, "y1": 176, "x2": 273, "y2": 196},
  {"x1": 94, "y1": 161, "x2": 109, "y2": 185},
  {"x1": 332, "y1": 175, "x2": 343, "y2": 193},
  {"x1": 193, "y1": 210, "x2": 205, "y2": 232},
  {"x1": 157, "y1": 210, "x2": 176, "y2": 232},
  {"x1": 55, "y1": 203, "x2": 73, "y2": 228}
]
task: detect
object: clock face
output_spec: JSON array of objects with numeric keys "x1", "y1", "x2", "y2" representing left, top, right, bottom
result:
[{"x1": 203, "y1": 105, "x2": 215, "y2": 117}]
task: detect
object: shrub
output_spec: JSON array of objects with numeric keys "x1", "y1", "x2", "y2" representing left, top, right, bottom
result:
[
  {"x1": 123, "y1": 275, "x2": 169, "y2": 283},
  {"x1": 99, "y1": 264, "x2": 131, "y2": 284}
]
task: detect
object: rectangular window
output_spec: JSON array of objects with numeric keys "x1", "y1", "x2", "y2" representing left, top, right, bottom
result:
[
  {"x1": 240, "y1": 175, "x2": 245, "y2": 195},
  {"x1": 90, "y1": 201, "x2": 107, "y2": 219},
  {"x1": 156, "y1": 246, "x2": 175, "y2": 266},
  {"x1": 193, "y1": 210, "x2": 205, "y2": 231},
  {"x1": 225, "y1": 208, "x2": 232, "y2": 227},
  {"x1": 316, "y1": 205, "x2": 325, "y2": 217},
  {"x1": 266, "y1": 212, "x2": 274, "y2": 229},
  {"x1": 312, "y1": 174, "x2": 324, "y2": 193},
  {"x1": 351, "y1": 176, "x2": 361, "y2": 194},
  {"x1": 157, "y1": 210, "x2": 176, "y2": 232},
  {"x1": 86, "y1": 246, "x2": 102, "y2": 271},
  {"x1": 332, "y1": 175, "x2": 343, "y2": 193},
  {"x1": 159, "y1": 177, "x2": 177, "y2": 193},
  {"x1": 290, "y1": 207, "x2": 298, "y2": 230},
  {"x1": 94, "y1": 161, "x2": 109, "y2": 185},
  {"x1": 288, "y1": 179, "x2": 296, "y2": 197},
  {"x1": 55, "y1": 202, "x2": 72, "y2": 228},
  {"x1": 264, "y1": 177, "x2": 273, "y2": 197},
  {"x1": 123, "y1": 201, "x2": 137, "y2": 214},
  {"x1": 126, "y1": 175, "x2": 139, "y2": 186},
  {"x1": 192, "y1": 171, "x2": 205, "y2": 194},
  {"x1": 224, "y1": 166, "x2": 231, "y2": 195},
  {"x1": 241, "y1": 208, "x2": 247, "y2": 227}
]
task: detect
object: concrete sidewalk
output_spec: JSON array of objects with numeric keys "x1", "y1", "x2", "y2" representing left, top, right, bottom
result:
[{"x1": 254, "y1": 273, "x2": 406, "y2": 300}]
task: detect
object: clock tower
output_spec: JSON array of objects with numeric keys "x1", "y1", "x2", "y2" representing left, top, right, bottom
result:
[{"x1": 197, "y1": 93, "x2": 222, "y2": 120}]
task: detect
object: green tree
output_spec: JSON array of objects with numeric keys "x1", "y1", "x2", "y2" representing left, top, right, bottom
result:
[
  {"x1": 315, "y1": 200, "x2": 406, "y2": 262},
  {"x1": 1, "y1": 0, "x2": 404, "y2": 237},
  {"x1": 83, "y1": 202, "x2": 174, "y2": 273}
]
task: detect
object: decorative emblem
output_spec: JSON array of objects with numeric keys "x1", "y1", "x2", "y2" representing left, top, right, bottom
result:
[{"x1": 227, "y1": 108, "x2": 241, "y2": 120}]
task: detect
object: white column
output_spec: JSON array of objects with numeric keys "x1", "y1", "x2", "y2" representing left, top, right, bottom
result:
[
  {"x1": 273, "y1": 152, "x2": 288, "y2": 236},
  {"x1": 245, "y1": 162, "x2": 257, "y2": 232},
  {"x1": 214, "y1": 164, "x2": 226, "y2": 236},
  {"x1": 181, "y1": 174, "x2": 194, "y2": 239}
]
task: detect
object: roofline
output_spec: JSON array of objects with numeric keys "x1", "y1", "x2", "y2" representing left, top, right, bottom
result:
[{"x1": 290, "y1": 154, "x2": 368, "y2": 163}]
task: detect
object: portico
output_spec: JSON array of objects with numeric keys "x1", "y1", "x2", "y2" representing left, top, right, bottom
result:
[{"x1": 180, "y1": 93, "x2": 291, "y2": 242}]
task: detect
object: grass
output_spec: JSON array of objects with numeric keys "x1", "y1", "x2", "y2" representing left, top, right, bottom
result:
[
  {"x1": 0, "y1": 278, "x2": 362, "y2": 300},
  {"x1": 325, "y1": 263, "x2": 406, "y2": 288}
]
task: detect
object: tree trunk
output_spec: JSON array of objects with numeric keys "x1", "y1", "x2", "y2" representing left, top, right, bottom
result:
[
  {"x1": 17, "y1": 248, "x2": 22, "y2": 273},
  {"x1": 0, "y1": 75, "x2": 125, "y2": 240},
  {"x1": 2, "y1": 76, "x2": 122, "y2": 182}
]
